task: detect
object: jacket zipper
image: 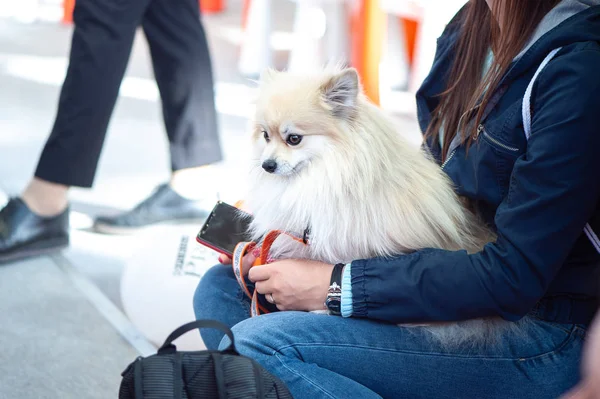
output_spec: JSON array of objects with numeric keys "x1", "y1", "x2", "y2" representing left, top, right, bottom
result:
[
  {"x1": 441, "y1": 149, "x2": 456, "y2": 170},
  {"x1": 441, "y1": 104, "x2": 484, "y2": 170},
  {"x1": 474, "y1": 124, "x2": 519, "y2": 152}
]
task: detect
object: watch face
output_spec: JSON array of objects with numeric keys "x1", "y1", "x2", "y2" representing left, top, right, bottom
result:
[
  {"x1": 326, "y1": 282, "x2": 342, "y2": 314},
  {"x1": 325, "y1": 294, "x2": 342, "y2": 314},
  {"x1": 326, "y1": 300, "x2": 341, "y2": 314}
]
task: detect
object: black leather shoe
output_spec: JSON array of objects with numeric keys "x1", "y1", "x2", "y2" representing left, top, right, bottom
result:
[
  {"x1": 93, "y1": 184, "x2": 209, "y2": 234},
  {"x1": 0, "y1": 198, "x2": 70, "y2": 264}
]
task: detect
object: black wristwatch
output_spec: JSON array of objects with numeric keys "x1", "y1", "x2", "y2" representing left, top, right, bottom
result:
[{"x1": 325, "y1": 263, "x2": 344, "y2": 315}]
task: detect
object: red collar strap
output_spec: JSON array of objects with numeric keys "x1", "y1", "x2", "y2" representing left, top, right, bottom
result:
[{"x1": 232, "y1": 230, "x2": 308, "y2": 317}]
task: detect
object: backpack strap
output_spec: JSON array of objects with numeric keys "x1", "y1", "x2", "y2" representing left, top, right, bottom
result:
[
  {"x1": 521, "y1": 47, "x2": 600, "y2": 254},
  {"x1": 159, "y1": 320, "x2": 237, "y2": 353},
  {"x1": 585, "y1": 224, "x2": 600, "y2": 254},
  {"x1": 522, "y1": 47, "x2": 562, "y2": 140}
]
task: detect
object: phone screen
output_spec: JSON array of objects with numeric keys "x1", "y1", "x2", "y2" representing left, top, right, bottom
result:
[{"x1": 196, "y1": 201, "x2": 254, "y2": 256}]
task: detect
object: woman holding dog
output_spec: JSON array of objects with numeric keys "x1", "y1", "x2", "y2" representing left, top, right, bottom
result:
[{"x1": 195, "y1": 0, "x2": 600, "y2": 397}]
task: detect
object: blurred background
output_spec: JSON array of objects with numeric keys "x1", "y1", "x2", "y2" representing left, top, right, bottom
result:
[{"x1": 0, "y1": 0, "x2": 465, "y2": 397}]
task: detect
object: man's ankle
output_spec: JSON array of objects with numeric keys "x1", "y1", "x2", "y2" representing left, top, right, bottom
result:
[
  {"x1": 21, "y1": 178, "x2": 69, "y2": 217},
  {"x1": 170, "y1": 165, "x2": 219, "y2": 200}
]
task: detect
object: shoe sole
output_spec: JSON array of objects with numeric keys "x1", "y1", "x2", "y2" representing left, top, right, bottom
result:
[
  {"x1": 0, "y1": 237, "x2": 70, "y2": 264},
  {"x1": 92, "y1": 218, "x2": 206, "y2": 235}
]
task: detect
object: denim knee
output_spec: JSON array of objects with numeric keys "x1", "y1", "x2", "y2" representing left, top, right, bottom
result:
[
  {"x1": 219, "y1": 315, "x2": 271, "y2": 355},
  {"x1": 194, "y1": 265, "x2": 233, "y2": 348},
  {"x1": 193, "y1": 264, "x2": 225, "y2": 317},
  {"x1": 219, "y1": 312, "x2": 300, "y2": 356},
  {"x1": 194, "y1": 264, "x2": 251, "y2": 349}
]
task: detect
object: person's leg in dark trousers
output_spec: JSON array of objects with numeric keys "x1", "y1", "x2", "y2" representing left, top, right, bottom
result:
[
  {"x1": 1, "y1": 0, "x2": 222, "y2": 261},
  {"x1": 0, "y1": 0, "x2": 149, "y2": 263},
  {"x1": 36, "y1": 0, "x2": 149, "y2": 188},
  {"x1": 93, "y1": 0, "x2": 223, "y2": 233},
  {"x1": 144, "y1": 0, "x2": 222, "y2": 172}
]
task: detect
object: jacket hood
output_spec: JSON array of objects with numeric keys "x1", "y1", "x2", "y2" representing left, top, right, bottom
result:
[{"x1": 509, "y1": 2, "x2": 600, "y2": 77}]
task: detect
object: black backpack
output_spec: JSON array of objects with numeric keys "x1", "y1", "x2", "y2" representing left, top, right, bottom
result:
[{"x1": 119, "y1": 320, "x2": 293, "y2": 399}]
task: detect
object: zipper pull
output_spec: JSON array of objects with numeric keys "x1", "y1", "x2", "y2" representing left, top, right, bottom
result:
[{"x1": 473, "y1": 124, "x2": 483, "y2": 141}]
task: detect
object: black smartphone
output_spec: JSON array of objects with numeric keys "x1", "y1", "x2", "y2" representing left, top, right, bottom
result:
[{"x1": 196, "y1": 201, "x2": 254, "y2": 257}]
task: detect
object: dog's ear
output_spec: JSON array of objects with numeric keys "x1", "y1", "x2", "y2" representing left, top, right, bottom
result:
[
  {"x1": 320, "y1": 68, "x2": 360, "y2": 118},
  {"x1": 259, "y1": 68, "x2": 278, "y2": 84}
]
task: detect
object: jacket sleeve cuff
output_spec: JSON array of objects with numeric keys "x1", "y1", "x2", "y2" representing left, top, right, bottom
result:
[
  {"x1": 340, "y1": 263, "x2": 354, "y2": 317},
  {"x1": 348, "y1": 259, "x2": 369, "y2": 318}
]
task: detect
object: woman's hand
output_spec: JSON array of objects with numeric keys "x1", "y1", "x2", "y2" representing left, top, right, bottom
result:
[
  {"x1": 248, "y1": 259, "x2": 334, "y2": 312},
  {"x1": 218, "y1": 247, "x2": 259, "y2": 278}
]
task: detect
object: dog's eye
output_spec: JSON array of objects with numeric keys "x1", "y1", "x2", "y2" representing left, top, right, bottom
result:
[
  {"x1": 286, "y1": 134, "x2": 303, "y2": 146},
  {"x1": 263, "y1": 130, "x2": 270, "y2": 142}
]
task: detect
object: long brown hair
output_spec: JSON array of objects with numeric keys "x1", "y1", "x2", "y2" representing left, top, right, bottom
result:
[{"x1": 425, "y1": 0, "x2": 561, "y2": 161}]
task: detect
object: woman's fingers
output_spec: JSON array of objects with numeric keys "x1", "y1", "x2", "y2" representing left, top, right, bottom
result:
[
  {"x1": 241, "y1": 252, "x2": 257, "y2": 276},
  {"x1": 218, "y1": 254, "x2": 232, "y2": 264},
  {"x1": 254, "y1": 279, "x2": 275, "y2": 295},
  {"x1": 218, "y1": 245, "x2": 257, "y2": 266},
  {"x1": 248, "y1": 264, "x2": 274, "y2": 282}
]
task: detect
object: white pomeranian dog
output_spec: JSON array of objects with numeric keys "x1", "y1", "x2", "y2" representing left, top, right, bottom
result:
[{"x1": 243, "y1": 65, "x2": 525, "y2": 346}]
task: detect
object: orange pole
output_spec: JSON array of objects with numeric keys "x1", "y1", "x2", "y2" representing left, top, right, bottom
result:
[
  {"x1": 351, "y1": 0, "x2": 384, "y2": 105},
  {"x1": 350, "y1": 1, "x2": 365, "y2": 72},
  {"x1": 241, "y1": 0, "x2": 252, "y2": 30},
  {"x1": 401, "y1": 17, "x2": 419, "y2": 66},
  {"x1": 200, "y1": 0, "x2": 225, "y2": 13},
  {"x1": 63, "y1": 0, "x2": 75, "y2": 24}
]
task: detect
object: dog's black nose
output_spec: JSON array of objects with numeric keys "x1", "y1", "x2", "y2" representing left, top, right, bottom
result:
[{"x1": 262, "y1": 159, "x2": 277, "y2": 173}]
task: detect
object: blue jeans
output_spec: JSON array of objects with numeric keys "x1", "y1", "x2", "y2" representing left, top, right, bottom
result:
[{"x1": 193, "y1": 265, "x2": 586, "y2": 399}]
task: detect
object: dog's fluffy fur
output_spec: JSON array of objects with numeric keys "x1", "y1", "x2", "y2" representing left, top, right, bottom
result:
[{"x1": 244, "y1": 65, "x2": 526, "y2": 346}]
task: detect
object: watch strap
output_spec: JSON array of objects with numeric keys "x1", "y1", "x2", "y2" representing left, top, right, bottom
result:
[{"x1": 325, "y1": 263, "x2": 344, "y2": 315}]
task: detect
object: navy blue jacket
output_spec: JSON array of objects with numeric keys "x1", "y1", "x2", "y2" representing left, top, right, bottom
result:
[{"x1": 349, "y1": 5, "x2": 600, "y2": 324}]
